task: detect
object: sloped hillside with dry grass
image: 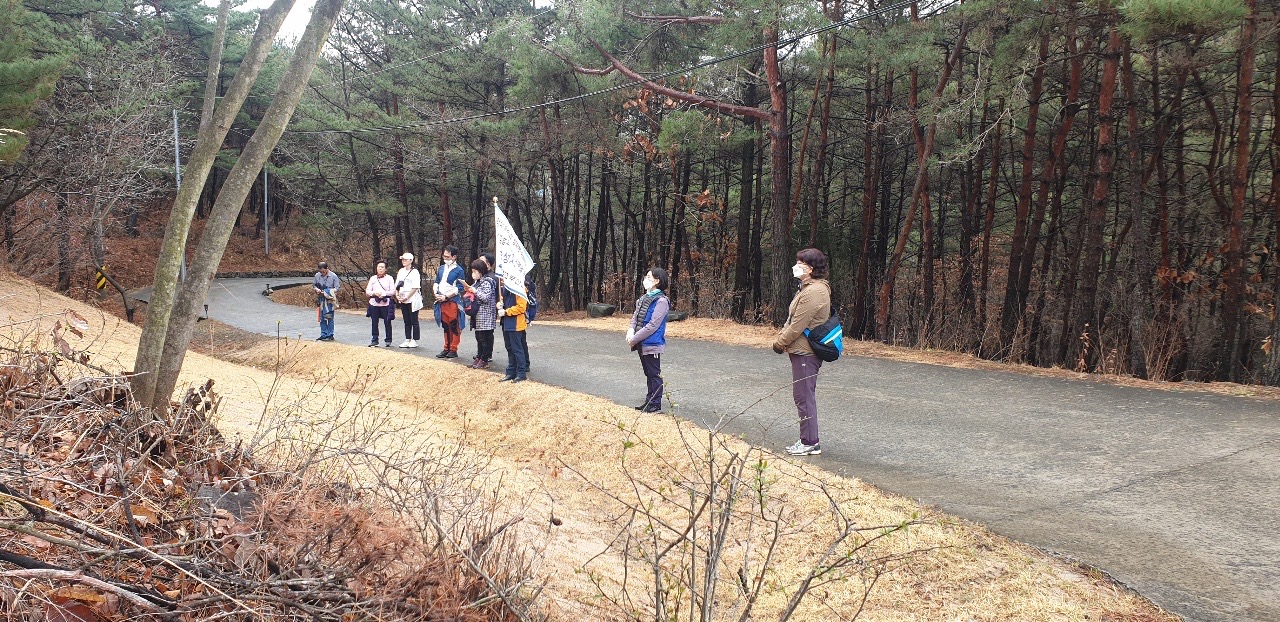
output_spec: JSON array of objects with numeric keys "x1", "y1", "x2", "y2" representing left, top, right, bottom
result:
[{"x1": 0, "y1": 274, "x2": 1175, "y2": 621}]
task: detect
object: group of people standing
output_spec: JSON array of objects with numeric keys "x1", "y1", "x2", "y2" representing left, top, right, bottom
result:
[
  {"x1": 315, "y1": 247, "x2": 833, "y2": 457},
  {"x1": 314, "y1": 245, "x2": 532, "y2": 382},
  {"x1": 619, "y1": 248, "x2": 831, "y2": 457}
]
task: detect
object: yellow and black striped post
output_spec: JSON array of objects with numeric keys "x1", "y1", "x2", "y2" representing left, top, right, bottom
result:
[{"x1": 94, "y1": 266, "x2": 108, "y2": 290}]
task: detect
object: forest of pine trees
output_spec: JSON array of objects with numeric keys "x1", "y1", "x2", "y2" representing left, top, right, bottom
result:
[{"x1": 3, "y1": 0, "x2": 1279, "y2": 385}]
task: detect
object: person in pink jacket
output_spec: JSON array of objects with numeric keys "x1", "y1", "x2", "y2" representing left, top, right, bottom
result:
[{"x1": 365, "y1": 261, "x2": 396, "y2": 347}]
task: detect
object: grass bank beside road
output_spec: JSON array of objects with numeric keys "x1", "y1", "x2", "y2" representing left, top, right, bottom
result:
[{"x1": 3, "y1": 274, "x2": 1174, "y2": 620}]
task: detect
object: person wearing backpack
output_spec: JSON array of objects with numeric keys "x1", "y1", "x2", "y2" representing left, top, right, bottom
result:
[
  {"x1": 463, "y1": 258, "x2": 498, "y2": 369},
  {"x1": 626, "y1": 268, "x2": 670, "y2": 413},
  {"x1": 772, "y1": 248, "x2": 831, "y2": 456},
  {"x1": 496, "y1": 277, "x2": 529, "y2": 383},
  {"x1": 522, "y1": 273, "x2": 537, "y2": 371}
]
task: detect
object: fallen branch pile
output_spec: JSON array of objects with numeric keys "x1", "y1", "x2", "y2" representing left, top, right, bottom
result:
[{"x1": 0, "y1": 339, "x2": 541, "y2": 621}]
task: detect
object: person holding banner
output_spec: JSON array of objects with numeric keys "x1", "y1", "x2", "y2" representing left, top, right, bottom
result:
[
  {"x1": 432, "y1": 245, "x2": 466, "y2": 358},
  {"x1": 496, "y1": 278, "x2": 529, "y2": 382}
]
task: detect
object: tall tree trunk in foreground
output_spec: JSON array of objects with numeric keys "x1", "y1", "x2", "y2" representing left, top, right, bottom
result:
[
  {"x1": 146, "y1": 0, "x2": 344, "y2": 409},
  {"x1": 131, "y1": 0, "x2": 293, "y2": 407}
]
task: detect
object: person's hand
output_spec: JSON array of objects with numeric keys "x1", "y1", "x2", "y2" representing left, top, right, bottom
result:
[{"x1": 772, "y1": 343, "x2": 785, "y2": 354}]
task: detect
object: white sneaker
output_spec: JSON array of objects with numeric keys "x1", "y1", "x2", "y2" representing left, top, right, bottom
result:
[
  {"x1": 785, "y1": 442, "x2": 821, "y2": 456},
  {"x1": 398, "y1": 340, "x2": 412, "y2": 348},
  {"x1": 408, "y1": 340, "x2": 419, "y2": 348}
]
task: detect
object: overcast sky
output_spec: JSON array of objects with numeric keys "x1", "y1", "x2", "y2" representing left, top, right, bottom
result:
[{"x1": 216, "y1": 0, "x2": 318, "y2": 42}]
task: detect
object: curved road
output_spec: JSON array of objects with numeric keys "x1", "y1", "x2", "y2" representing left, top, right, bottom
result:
[{"x1": 205, "y1": 278, "x2": 1278, "y2": 621}]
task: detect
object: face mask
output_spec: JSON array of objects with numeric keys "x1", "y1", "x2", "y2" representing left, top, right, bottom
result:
[
  {"x1": 643, "y1": 277, "x2": 656, "y2": 290},
  {"x1": 792, "y1": 263, "x2": 808, "y2": 278}
]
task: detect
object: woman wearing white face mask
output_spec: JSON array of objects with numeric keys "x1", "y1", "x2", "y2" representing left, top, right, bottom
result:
[
  {"x1": 773, "y1": 248, "x2": 832, "y2": 456},
  {"x1": 627, "y1": 268, "x2": 670, "y2": 413}
]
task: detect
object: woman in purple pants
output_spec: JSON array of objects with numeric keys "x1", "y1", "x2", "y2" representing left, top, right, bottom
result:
[{"x1": 772, "y1": 248, "x2": 831, "y2": 456}]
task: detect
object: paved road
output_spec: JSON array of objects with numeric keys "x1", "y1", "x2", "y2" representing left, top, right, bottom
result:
[{"x1": 206, "y1": 278, "x2": 1279, "y2": 621}]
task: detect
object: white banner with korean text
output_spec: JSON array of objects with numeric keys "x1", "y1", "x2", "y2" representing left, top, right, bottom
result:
[{"x1": 494, "y1": 200, "x2": 534, "y2": 299}]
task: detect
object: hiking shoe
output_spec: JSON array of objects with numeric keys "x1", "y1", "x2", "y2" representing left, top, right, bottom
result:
[{"x1": 785, "y1": 442, "x2": 821, "y2": 456}]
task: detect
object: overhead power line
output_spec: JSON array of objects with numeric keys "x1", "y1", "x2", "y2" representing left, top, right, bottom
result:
[{"x1": 289, "y1": 0, "x2": 957, "y2": 136}]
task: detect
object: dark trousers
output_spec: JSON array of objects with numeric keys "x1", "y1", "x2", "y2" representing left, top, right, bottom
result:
[
  {"x1": 475, "y1": 329, "x2": 495, "y2": 361},
  {"x1": 399, "y1": 304, "x2": 420, "y2": 340},
  {"x1": 789, "y1": 353, "x2": 822, "y2": 445},
  {"x1": 502, "y1": 330, "x2": 528, "y2": 379},
  {"x1": 370, "y1": 315, "x2": 392, "y2": 343},
  {"x1": 639, "y1": 352, "x2": 663, "y2": 410}
]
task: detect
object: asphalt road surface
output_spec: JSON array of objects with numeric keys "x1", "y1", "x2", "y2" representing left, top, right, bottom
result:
[{"x1": 206, "y1": 277, "x2": 1279, "y2": 621}]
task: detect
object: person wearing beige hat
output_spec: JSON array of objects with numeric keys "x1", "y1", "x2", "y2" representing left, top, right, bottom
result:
[{"x1": 394, "y1": 252, "x2": 423, "y2": 348}]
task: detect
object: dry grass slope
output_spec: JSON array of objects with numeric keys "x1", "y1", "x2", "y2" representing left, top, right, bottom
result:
[{"x1": 0, "y1": 274, "x2": 1176, "y2": 621}]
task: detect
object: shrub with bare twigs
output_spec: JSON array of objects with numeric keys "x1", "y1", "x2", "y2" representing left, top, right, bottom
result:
[{"x1": 0, "y1": 332, "x2": 545, "y2": 621}]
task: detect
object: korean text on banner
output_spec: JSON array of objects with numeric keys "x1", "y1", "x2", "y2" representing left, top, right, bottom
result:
[{"x1": 494, "y1": 203, "x2": 534, "y2": 298}]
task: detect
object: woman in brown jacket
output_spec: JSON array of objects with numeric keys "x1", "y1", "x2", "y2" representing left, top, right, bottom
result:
[{"x1": 772, "y1": 248, "x2": 831, "y2": 456}]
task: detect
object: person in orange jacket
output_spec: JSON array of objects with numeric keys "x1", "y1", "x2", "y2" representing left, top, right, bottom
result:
[{"x1": 496, "y1": 278, "x2": 529, "y2": 383}]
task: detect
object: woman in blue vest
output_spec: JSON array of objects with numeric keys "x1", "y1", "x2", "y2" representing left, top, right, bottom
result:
[{"x1": 626, "y1": 268, "x2": 670, "y2": 413}]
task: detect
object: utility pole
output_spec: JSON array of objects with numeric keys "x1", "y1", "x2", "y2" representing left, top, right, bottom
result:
[
  {"x1": 173, "y1": 108, "x2": 186, "y2": 282},
  {"x1": 263, "y1": 165, "x2": 270, "y2": 256}
]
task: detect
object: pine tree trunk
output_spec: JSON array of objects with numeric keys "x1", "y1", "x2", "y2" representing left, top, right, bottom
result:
[
  {"x1": 1123, "y1": 43, "x2": 1152, "y2": 379},
  {"x1": 1218, "y1": 0, "x2": 1257, "y2": 381},
  {"x1": 438, "y1": 102, "x2": 453, "y2": 248},
  {"x1": 1267, "y1": 26, "x2": 1280, "y2": 385},
  {"x1": 765, "y1": 23, "x2": 794, "y2": 325},
  {"x1": 977, "y1": 98, "x2": 1002, "y2": 353},
  {"x1": 131, "y1": 0, "x2": 293, "y2": 407},
  {"x1": 999, "y1": 29, "x2": 1048, "y2": 353},
  {"x1": 877, "y1": 25, "x2": 967, "y2": 341},
  {"x1": 852, "y1": 65, "x2": 881, "y2": 338},
  {"x1": 1071, "y1": 14, "x2": 1121, "y2": 371},
  {"x1": 731, "y1": 84, "x2": 757, "y2": 321}
]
